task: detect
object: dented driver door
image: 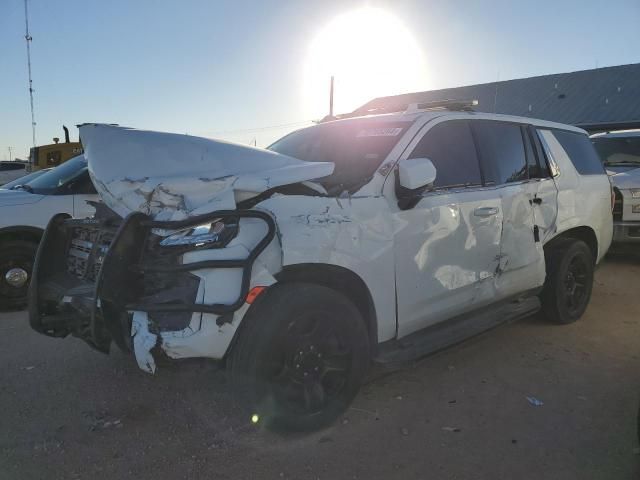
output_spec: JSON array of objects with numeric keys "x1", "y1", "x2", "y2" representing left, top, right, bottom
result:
[{"x1": 389, "y1": 119, "x2": 503, "y2": 338}]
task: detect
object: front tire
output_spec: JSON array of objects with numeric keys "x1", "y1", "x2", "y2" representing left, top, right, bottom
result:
[
  {"x1": 228, "y1": 282, "x2": 370, "y2": 431},
  {"x1": 0, "y1": 240, "x2": 38, "y2": 311},
  {"x1": 541, "y1": 239, "x2": 594, "y2": 324}
]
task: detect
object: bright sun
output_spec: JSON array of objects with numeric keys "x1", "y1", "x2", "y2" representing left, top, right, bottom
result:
[{"x1": 303, "y1": 8, "x2": 428, "y2": 119}]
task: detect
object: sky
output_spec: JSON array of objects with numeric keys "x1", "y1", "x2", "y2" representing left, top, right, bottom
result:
[{"x1": 1, "y1": 0, "x2": 639, "y2": 159}]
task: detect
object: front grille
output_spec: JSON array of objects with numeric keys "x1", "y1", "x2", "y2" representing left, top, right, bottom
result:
[
  {"x1": 613, "y1": 187, "x2": 623, "y2": 222},
  {"x1": 66, "y1": 226, "x2": 115, "y2": 281}
]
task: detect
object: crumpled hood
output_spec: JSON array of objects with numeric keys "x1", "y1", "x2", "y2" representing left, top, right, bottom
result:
[
  {"x1": 0, "y1": 188, "x2": 43, "y2": 207},
  {"x1": 80, "y1": 124, "x2": 334, "y2": 220},
  {"x1": 607, "y1": 165, "x2": 640, "y2": 190}
]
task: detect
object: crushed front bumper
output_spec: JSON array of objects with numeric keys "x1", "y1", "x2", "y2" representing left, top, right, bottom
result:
[{"x1": 28, "y1": 209, "x2": 276, "y2": 355}]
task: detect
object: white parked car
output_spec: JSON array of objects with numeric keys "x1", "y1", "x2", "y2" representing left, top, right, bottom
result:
[
  {"x1": 591, "y1": 131, "x2": 640, "y2": 244},
  {"x1": 0, "y1": 155, "x2": 97, "y2": 309},
  {"x1": 29, "y1": 103, "x2": 612, "y2": 430},
  {"x1": 0, "y1": 161, "x2": 27, "y2": 186},
  {"x1": 1, "y1": 168, "x2": 51, "y2": 190}
]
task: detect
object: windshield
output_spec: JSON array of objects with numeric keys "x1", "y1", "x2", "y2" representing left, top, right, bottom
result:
[
  {"x1": 269, "y1": 119, "x2": 411, "y2": 194},
  {"x1": 24, "y1": 155, "x2": 87, "y2": 194},
  {"x1": 592, "y1": 136, "x2": 640, "y2": 166},
  {"x1": 0, "y1": 169, "x2": 48, "y2": 190}
]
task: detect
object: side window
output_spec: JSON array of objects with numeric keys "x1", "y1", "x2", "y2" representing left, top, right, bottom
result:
[
  {"x1": 66, "y1": 170, "x2": 97, "y2": 195},
  {"x1": 527, "y1": 126, "x2": 551, "y2": 178},
  {"x1": 472, "y1": 121, "x2": 528, "y2": 185},
  {"x1": 522, "y1": 126, "x2": 539, "y2": 178},
  {"x1": 408, "y1": 120, "x2": 482, "y2": 188},
  {"x1": 47, "y1": 150, "x2": 62, "y2": 167},
  {"x1": 550, "y1": 129, "x2": 605, "y2": 175}
]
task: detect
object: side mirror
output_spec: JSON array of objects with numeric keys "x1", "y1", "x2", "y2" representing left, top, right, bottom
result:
[{"x1": 398, "y1": 157, "x2": 437, "y2": 190}]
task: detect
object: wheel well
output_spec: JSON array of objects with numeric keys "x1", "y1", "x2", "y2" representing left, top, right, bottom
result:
[
  {"x1": 545, "y1": 226, "x2": 598, "y2": 262},
  {"x1": 274, "y1": 264, "x2": 378, "y2": 354},
  {"x1": 0, "y1": 226, "x2": 43, "y2": 246}
]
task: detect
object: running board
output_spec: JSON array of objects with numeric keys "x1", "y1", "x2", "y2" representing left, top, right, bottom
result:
[{"x1": 375, "y1": 296, "x2": 540, "y2": 367}]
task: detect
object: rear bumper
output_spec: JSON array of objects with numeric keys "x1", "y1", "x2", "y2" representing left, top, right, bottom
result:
[
  {"x1": 612, "y1": 221, "x2": 640, "y2": 243},
  {"x1": 28, "y1": 209, "x2": 276, "y2": 355}
]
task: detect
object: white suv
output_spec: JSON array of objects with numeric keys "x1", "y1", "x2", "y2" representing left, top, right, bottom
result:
[
  {"x1": 0, "y1": 155, "x2": 97, "y2": 309},
  {"x1": 591, "y1": 131, "x2": 640, "y2": 244},
  {"x1": 29, "y1": 103, "x2": 612, "y2": 431}
]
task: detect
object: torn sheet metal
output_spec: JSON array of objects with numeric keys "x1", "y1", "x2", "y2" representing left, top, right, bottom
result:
[
  {"x1": 131, "y1": 311, "x2": 158, "y2": 374},
  {"x1": 258, "y1": 194, "x2": 398, "y2": 342},
  {"x1": 79, "y1": 124, "x2": 334, "y2": 220}
]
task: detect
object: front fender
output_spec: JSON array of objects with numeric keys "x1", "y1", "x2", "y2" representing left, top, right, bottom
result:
[{"x1": 257, "y1": 195, "x2": 397, "y2": 342}]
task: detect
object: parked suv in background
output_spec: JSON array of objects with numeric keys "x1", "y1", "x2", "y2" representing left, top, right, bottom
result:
[
  {"x1": 0, "y1": 155, "x2": 97, "y2": 309},
  {"x1": 591, "y1": 131, "x2": 640, "y2": 245},
  {"x1": 29, "y1": 102, "x2": 612, "y2": 431}
]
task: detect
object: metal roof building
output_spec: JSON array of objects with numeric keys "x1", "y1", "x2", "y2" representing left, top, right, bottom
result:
[{"x1": 354, "y1": 63, "x2": 640, "y2": 132}]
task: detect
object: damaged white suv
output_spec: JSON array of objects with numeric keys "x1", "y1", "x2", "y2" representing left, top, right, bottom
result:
[{"x1": 29, "y1": 101, "x2": 613, "y2": 431}]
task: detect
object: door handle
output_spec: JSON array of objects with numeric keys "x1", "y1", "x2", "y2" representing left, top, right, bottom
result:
[{"x1": 474, "y1": 206, "x2": 499, "y2": 217}]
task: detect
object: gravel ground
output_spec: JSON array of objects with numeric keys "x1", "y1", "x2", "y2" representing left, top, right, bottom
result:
[{"x1": 1, "y1": 256, "x2": 639, "y2": 480}]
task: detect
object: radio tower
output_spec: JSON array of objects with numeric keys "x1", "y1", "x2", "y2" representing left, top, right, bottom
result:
[{"x1": 24, "y1": 0, "x2": 36, "y2": 148}]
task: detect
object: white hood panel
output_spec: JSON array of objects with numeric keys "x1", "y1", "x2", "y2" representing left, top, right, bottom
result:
[
  {"x1": 608, "y1": 166, "x2": 640, "y2": 191},
  {"x1": 0, "y1": 189, "x2": 44, "y2": 207},
  {"x1": 80, "y1": 124, "x2": 334, "y2": 220}
]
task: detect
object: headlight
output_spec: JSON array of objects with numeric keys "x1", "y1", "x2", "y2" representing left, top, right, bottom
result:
[
  {"x1": 632, "y1": 204, "x2": 640, "y2": 214},
  {"x1": 159, "y1": 219, "x2": 238, "y2": 248},
  {"x1": 631, "y1": 189, "x2": 640, "y2": 199}
]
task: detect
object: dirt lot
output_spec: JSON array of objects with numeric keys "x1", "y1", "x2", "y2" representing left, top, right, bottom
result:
[{"x1": 1, "y1": 256, "x2": 639, "y2": 480}]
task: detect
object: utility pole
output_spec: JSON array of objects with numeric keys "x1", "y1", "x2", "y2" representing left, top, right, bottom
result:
[
  {"x1": 24, "y1": 0, "x2": 37, "y2": 148},
  {"x1": 329, "y1": 76, "x2": 334, "y2": 118},
  {"x1": 8, "y1": 147, "x2": 13, "y2": 161}
]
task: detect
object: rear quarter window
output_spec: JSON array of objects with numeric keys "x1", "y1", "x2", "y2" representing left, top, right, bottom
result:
[{"x1": 548, "y1": 130, "x2": 605, "y2": 175}]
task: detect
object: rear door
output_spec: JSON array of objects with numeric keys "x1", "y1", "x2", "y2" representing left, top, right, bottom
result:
[
  {"x1": 525, "y1": 125, "x2": 559, "y2": 243},
  {"x1": 391, "y1": 120, "x2": 503, "y2": 337},
  {"x1": 471, "y1": 120, "x2": 547, "y2": 297}
]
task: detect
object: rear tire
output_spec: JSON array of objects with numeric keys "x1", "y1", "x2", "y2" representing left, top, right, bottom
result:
[
  {"x1": 228, "y1": 282, "x2": 370, "y2": 431},
  {"x1": 541, "y1": 239, "x2": 594, "y2": 324},
  {"x1": 0, "y1": 240, "x2": 38, "y2": 311}
]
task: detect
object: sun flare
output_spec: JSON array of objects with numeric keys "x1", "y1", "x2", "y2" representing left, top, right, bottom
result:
[{"x1": 303, "y1": 8, "x2": 428, "y2": 119}]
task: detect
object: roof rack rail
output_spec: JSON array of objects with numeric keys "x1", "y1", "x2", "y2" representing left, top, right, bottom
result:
[
  {"x1": 406, "y1": 99, "x2": 478, "y2": 112},
  {"x1": 320, "y1": 99, "x2": 479, "y2": 123}
]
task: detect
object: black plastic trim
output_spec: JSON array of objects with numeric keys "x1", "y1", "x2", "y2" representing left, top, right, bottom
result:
[{"x1": 124, "y1": 209, "x2": 276, "y2": 316}]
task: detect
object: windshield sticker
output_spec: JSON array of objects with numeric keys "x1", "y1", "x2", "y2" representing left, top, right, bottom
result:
[{"x1": 356, "y1": 127, "x2": 403, "y2": 137}]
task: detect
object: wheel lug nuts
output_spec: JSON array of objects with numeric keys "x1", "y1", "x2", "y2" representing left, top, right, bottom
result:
[
  {"x1": 314, "y1": 367, "x2": 319, "y2": 371},
  {"x1": 296, "y1": 364, "x2": 300, "y2": 369},
  {"x1": 304, "y1": 372, "x2": 308, "y2": 377}
]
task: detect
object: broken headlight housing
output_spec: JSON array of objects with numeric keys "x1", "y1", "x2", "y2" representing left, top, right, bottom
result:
[{"x1": 159, "y1": 219, "x2": 238, "y2": 249}]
